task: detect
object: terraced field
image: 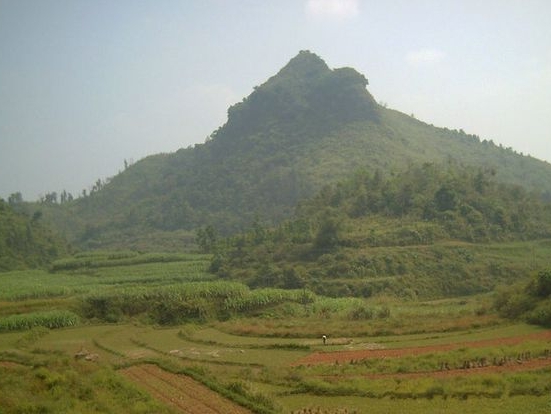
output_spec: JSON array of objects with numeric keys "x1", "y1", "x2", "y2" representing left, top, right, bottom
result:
[
  {"x1": 1, "y1": 255, "x2": 551, "y2": 413},
  {"x1": 295, "y1": 330, "x2": 551, "y2": 367},
  {"x1": 121, "y1": 364, "x2": 252, "y2": 414}
]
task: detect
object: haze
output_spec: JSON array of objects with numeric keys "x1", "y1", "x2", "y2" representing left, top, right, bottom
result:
[{"x1": 1, "y1": 0, "x2": 550, "y2": 200}]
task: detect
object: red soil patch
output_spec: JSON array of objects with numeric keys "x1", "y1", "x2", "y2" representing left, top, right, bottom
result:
[
  {"x1": 0, "y1": 361, "x2": 24, "y2": 369},
  {"x1": 120, "y1": 364, "x2": 252, "y2": 414},
  {"x1": 293, "y1": 330, "x2": 551, "y2": 367}
]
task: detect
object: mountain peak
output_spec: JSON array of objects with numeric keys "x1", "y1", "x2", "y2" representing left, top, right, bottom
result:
[
  {"x1": 276, "y1": 50, "x2": 331, "y2": 80},
  {"x1": 223, "y1": 51, "x2": 378, "y2": 137}
]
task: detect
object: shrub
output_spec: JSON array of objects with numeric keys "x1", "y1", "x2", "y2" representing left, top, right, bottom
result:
[
  {"x1": 526, "y1": 300, "x2": 551, "y2": 326},
  {"x1": 347, "y1": 304, "x2": 373, "y2": 320},
  {"x1": 536, "y1": 269, "x2": 551, "y2": 297}
]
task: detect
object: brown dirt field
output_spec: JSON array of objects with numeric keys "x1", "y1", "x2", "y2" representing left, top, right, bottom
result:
[
  {"x1": 293, "y1": 330, "x2": 551, "y2": 367},
  {"x1": 120, "y1": 364, "x2": 252, "y2": 414}
]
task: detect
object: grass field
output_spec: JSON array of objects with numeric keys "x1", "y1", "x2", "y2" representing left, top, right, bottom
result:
[{"x1": 1, "y1": 251, "x2": 550, "y2": 413}]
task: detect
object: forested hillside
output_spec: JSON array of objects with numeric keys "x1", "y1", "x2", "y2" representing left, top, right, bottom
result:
[
  {"x1": 211, "y1": 162, "x2": 551, "y2": 298},
  {"x1": 0, "y1": 198, "x2": 69, "y2": 270},
  {"x1": 27, "y1": 51, "x2": 551, "y2": 249}
]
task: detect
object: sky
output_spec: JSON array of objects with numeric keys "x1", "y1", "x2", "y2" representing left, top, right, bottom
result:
[{"x1": 1, "y1": 0, "x2": 550, "y2": 200}]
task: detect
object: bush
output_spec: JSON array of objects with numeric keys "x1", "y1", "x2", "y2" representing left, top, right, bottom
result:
[
  {"x1": 536, "y1": 269, "x2": 551, "y2": 297},
  {"x1": 494, "y1": 285, "x2": 533, "y2": 319},
  {"x1": 347, "y1": 304, "x2": 373, "y2": 320},
  {"x1": 494, "y1": 268, "x2": 551, "y2": 327},
  {"x1": 526, "y1": 300, "x2": 551, "y2": 326}
]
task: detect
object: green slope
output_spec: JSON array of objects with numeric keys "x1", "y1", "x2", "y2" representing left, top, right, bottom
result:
[
  {"x1": 31, "y1": 51, "x2": 551, "y2": 249},
  {"x1": 212, "y1": 162, "x2": 551, "y2": 299}
]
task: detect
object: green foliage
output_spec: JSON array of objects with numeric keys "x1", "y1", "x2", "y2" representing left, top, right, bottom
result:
[
  {"x1": 291, "y1": 371, "x2": 551, "y2": 401},
  {"x1": 78, "y1": 283, "x2": 327, "y2": 325},
  {"x1": 313, "y1": 210, "x2": 343, "y2": 252},
  {"x1": 535, "y1": 269, "x2": 551, "y2": 297},
  {"x1": 494, "y1": 268, "x2": 551, "y2": 326},
  {"x1": 0, "y1": 310, "x2": 79, "y2": 331},
  {"x1": 50, "y1": 250, "x2": 209, "y2": 271},
  {"x1": 196, "y1": 225, "x2": 219, "y2": 253},
  {"x1": 0, "y1": 352, "x2": 171, "y2": 413},
  {"x1": 297, "y1": 162, "x2": 551, "y2": 242},
  {"x1": 212, "y1": 161, "x2": 551, "y2": 298},
  {"x1": 0, "y1": 253, "x2": 213, "y2": 302},
  {"x1": 81, "y1": 281, "x2": 250, "y2": 323},
  {"x1": 223, "y1": 288, "x2": 316, "y2": 313},
  {"x1": 0, "y1": 199, "x2": 69, "y2": 271},
  {"x1": 25, "y1": 52, "x2": 551, "y2": 251}
]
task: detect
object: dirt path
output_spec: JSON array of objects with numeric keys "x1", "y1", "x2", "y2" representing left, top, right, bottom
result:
[
  {"x1": 293, "y1": 330, "x2": 551, "y2": 366},
  {"x1": 120, "y1": 364, "x2": 252, "y2": 414}
]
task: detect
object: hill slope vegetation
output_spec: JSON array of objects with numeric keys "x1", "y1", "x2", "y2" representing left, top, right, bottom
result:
[
  {"x1": 27, "y1": 51, "x2": 551, "y2": 249},
  {"x1": 212, "y1": 162, "x2": 551, "y2": 298}
]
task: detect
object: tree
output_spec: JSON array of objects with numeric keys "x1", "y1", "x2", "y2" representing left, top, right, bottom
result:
[
  {"x1": 43, "y1": 192, "x2": 58, "y2": 204},
  {"x1": 434, "y1": 185, "x2": 457, "y2": 211},
  {"x1": 251, "y1": 218, "x2": 267, "y2": 244},
  {"x1": 8, "y1": 192, "x2": 23, "y2": 205},
  {"x1": 314, "y1": 211, "x2": 342, "y2": 251},
  {"x1": 536, "y1": 269, "x2": 551, "y2": 298},
  {"x1": 196, "y1": 225, "x2": 218, "y2": 253},
  {"x1": 282, "y1": 267, "x2": 305, "y2": 289}
]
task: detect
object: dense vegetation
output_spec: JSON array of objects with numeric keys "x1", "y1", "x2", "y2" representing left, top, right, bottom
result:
[
  {"x1": 20, "y1": 51, "x2": 551, "y2": 249},
  {"x1": 0, "y1": 198, "x2": 69, "y2": 271},
  {"x1": 495, "y1": 269, "x2": 551, "y2": 326},
  {"x1": 211, "y1": 162, "x2": 551, "y2": 298}
]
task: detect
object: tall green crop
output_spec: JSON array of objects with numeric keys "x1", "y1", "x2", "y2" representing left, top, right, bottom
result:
[{"x1": 0, "y1": 310, "x2": 80, "y2": 331}]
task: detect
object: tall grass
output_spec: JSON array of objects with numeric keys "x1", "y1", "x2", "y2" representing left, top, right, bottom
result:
[
  {"x1": 0, "y1": 310, "x2": 79, "y2": 331},
  {"x1": 223, "y1": 289, "x2": 316, "y2": 312},
  {"x1": 291, "y1": 371, "x2": 551, "y2": 400},
  {"x1": 51, "y1": 251, "x2": 211, "y2": 271}
]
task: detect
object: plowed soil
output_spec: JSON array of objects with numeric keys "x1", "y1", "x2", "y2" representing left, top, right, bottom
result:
[
  {"x1": 120, "y1": 364, "x2": 252, "y2": 414},
  {"x1": 294, "y1": 330, "x2": 551, "y2": 365}
]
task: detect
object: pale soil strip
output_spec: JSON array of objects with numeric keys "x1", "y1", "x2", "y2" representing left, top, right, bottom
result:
[
  {"x1": 294, "y1": 330, "x2": 551, "y2": 366},
  {"x1": 120, "y1": 364, "x2": 252, "y2": 414}
]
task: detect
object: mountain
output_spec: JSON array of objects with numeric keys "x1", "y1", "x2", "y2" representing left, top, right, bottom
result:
[{"x1": 28, "y1": 51, "x2": 551, "y2": 249}]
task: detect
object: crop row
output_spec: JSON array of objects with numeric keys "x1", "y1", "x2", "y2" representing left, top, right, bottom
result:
[
  {"x1": 0, "y1": 310, "x2": 80, "y2": 331},
  {"x1": 81, "y1": 283, "x2": 326, "y2": 323},
  {"x1": 293, "y1": 370, "x2": 551, "y2": 400},
  {"x1": 81, "y1": 281, "x2": 251, "y2": 323},
  {"x1": 50, "y1": 252, "x2": 211, "y2": 271},
  {"x1": 0, "y1": 261, "x2": 215, "y2": 301},
  {"x1": 223, "y1": 288, "x2": 316, "y2": 311}
]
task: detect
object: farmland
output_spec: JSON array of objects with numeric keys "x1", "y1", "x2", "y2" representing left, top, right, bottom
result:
[{"x1": 0, "y1": 252, "x2": 551, "y2": 413}]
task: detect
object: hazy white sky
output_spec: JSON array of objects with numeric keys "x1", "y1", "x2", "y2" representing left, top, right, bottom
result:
[{"x1": 1, "y1": 0, "x2": 550, "y2": 200}]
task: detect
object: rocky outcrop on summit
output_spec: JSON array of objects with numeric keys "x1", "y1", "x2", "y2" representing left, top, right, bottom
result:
[{"x1": 222, "y1": 51, "x2": 379, "y2": 139}]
